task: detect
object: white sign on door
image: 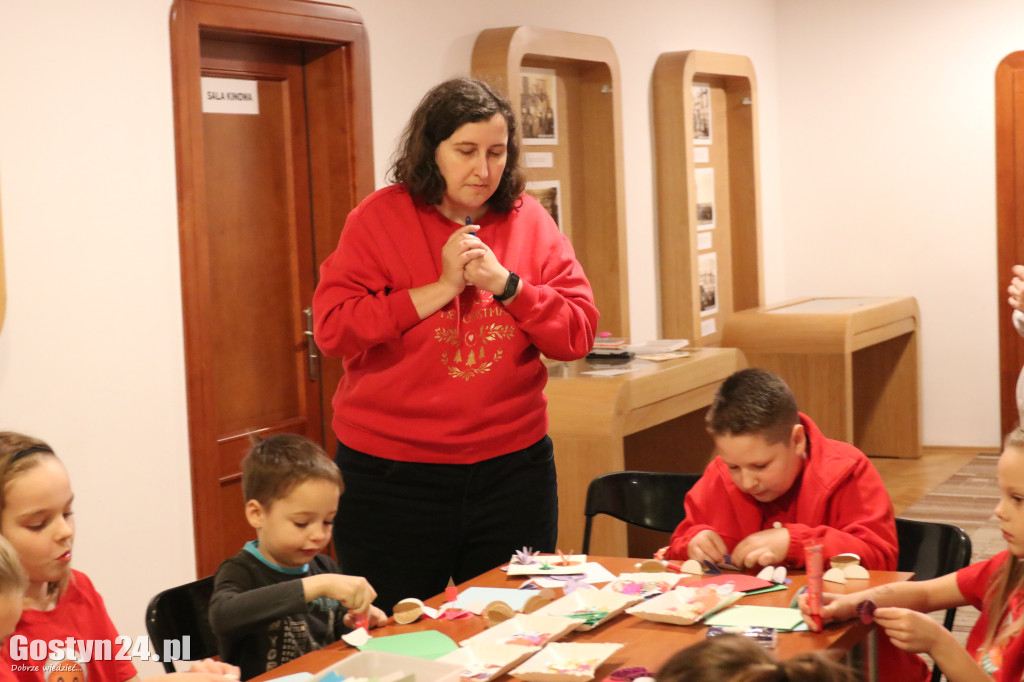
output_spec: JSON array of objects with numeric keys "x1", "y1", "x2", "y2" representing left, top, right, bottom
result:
[{"x1": 201, "y1": 77, "x2": 260, "y2": 115}]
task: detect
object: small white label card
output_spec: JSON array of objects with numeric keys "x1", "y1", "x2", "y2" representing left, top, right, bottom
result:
[
  {"x1": 700, "y1": 318, "x2": 717, "y2": 337},
  {"x1": 201, "y1": 77, "x2": 260, "y2": 115},
  {"x1": 697, "y1": 232, "x2": 713, "y2": 251},
  {"x1": 523, "y1": 152, "x2": 555, "y2": 168},
  {"x1": 693, "y1": 147, "x2": 710, "y2": 164}
]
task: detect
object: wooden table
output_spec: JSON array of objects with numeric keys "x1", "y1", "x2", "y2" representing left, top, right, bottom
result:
[
  {"x1": 543, "y1": 348, "x2": 745, "y2": 556},
  {"x1": 254, "y1": 557, "x2": 910, "y2": 682},
  {"x1": 721, "y1": 297, "x2": 921, "y2": 459}
]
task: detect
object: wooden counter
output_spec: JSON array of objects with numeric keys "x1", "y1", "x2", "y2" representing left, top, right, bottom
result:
[
  {"x1": 722, "y1": 296, "x2": 921, "y2": 459},
  {"x1": 542, "y1": 347, "x2": 744, "y2": 557}
]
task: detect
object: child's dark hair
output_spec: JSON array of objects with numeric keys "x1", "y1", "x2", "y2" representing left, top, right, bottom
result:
[
  {"x1": 241, "y1": 434, "x2": 342, "y2": 507},
  {"x1": 706, "y1": 368, "x2": 800, "y2": 445},
  {"x1": 387, "y1": 76, "x2": 526, "y2": 213},
  {"x1": 656, "y1": 635, "x2": 855, "y2": 682}
]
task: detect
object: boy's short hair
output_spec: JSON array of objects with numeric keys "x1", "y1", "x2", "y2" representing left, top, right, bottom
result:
[
  {"x1": 241, "y1": 434, "x2": 342, "y2": 507},
  {"x1": 706, "y1": 368, "x2": 800, "y2": 445}
]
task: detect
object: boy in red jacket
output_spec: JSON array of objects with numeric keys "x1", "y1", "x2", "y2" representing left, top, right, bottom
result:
[
  {"x1": 664, "y1": 368, "x2": 927, "y2": 682},
  {"x1": 665, "y1": 367, "x2": 898, "y2": 569}
]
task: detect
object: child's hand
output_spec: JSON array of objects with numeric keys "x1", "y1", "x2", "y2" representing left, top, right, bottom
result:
[
  {"x1": 731, "y1": 527, "x2": 789, "y2": 568},
  {"x1": 874, "y1": 607, "x2": 948, "y2": 654},
  {"x1": 305, "y1": 574, "x2": 377, "y2": 613},
  {"x1": 328, "y1": 575, "x2": 377, "y2": 612},
  {"x1": 798, "y1": 591, "x2": 856, "y2": 632},
  {"x1": 687, "y1": 530, "x2": 728, "y2": 564},
  {"x1": 344, "y1": 604, "x2": 388, "y2": 629}
]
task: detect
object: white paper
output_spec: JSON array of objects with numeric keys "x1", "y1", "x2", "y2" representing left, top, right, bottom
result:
[
  {"x1": 524, "y1": 562, "x2": 617, "y2": 588},
  {"x1": 581, "y1": 368, "x2": 635, "y2": 377},
  {"x1": 624, "y1": 339, "x2": 689, "y2": 354},
  {"x1": 693, "y1": 147, "x2": 710, "y2": 164},
  {"x1": 697, "y1": 231, "x2": 713, "y2": 251},
  {"x1": 523, "y1": 152, "x2": 554, "y2": 168},
  {"x1": 700, "y1": 318, "x2": 716, "y2": 337},
  {"x1": 201, "y1": 77, "x2": 259, "y2": 115}
]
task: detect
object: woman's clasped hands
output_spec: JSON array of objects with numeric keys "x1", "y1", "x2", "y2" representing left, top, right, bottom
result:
[{"x1": 441, "y1": 224, "x2": 510, "y2": 297}]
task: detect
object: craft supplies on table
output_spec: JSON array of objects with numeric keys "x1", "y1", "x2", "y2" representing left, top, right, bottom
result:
[
  {"x1": 509, "y1": 642, "x2": 623, "y2": 682},
  {"x1": 532, "y1": 588, "x2": 643, "y2": 631}
]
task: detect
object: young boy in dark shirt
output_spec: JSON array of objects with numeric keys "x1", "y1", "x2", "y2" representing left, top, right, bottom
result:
[{"x1": 210, "y1": 434, "x2": 386, "y2": 680}]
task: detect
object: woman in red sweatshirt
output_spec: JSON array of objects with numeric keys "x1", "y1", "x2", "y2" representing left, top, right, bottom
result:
[{"x1": 312, "y1": 77, "x2": 598, "y2": 612}]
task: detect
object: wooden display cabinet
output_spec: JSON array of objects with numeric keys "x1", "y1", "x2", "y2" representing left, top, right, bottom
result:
[
  {"x1": 472, "y1": 26, "x2": 629, "y2": 337},
  {"x1": 722, "y1": 297, "x2": 922, "y2": 459},
  {"x1": 653, "y1": 50, "x2": 762, "y2": 344}
]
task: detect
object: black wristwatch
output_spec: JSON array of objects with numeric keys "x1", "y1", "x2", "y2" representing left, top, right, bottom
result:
[{"x1": 494, "y1": 271, "x2": 520, "y2": 302}]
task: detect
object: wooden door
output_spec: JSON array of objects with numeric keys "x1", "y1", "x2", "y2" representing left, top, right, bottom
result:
[
  {"x1": 997, "y1": 52, "x2": 1024, "y2": 437},
  {"x1": 170, "y1": 0, "x2": 373, "y2": 577},
  {"x1": 199, "y1": 38, "x2": 323, "y2": 569}
]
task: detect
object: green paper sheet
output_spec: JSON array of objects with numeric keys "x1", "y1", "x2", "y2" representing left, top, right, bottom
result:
[
  {"x1": 358, "y1": 631, "x2": 460, "y2": 660},
  {"x1": 703, "y1": 605, "x2": 806, "y2": 631}
]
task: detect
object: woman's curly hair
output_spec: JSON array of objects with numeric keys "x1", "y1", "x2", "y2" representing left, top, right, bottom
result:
[{"x1": 387, "y1": 77, "x2": 525, "y2": 213}]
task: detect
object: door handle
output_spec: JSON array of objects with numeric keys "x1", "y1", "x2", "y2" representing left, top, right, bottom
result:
[{"x1": 303, "y1": 306, "x2": 320, "y2": 382}]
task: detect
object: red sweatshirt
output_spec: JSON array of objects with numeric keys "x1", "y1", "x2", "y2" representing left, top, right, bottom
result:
[
  {"x1": 312, "y1": 185, "x2": 598, "y2": 463},
  {"x1": 665, "y1": 414, "x2": 898, "y2": 570}
]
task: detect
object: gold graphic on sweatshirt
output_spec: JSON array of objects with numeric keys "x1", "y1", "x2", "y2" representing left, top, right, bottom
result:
[{"x1": 435, "y1": 321, "x2": 516, "y2": 380}]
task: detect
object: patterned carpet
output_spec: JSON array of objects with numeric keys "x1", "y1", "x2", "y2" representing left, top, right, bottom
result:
[{"x1": 897, "y1": 452, "x2": 1002, "y2": 644}]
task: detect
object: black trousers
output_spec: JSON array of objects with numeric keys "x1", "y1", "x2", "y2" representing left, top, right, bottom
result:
[{"x1": 332, "y1": 436, "x2": 558, "y2": 613}]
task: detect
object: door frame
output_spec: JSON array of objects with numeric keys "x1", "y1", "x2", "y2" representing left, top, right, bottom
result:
[
  {"x1": 996, "y1": 52, "x2": 1024, "y2": 437},
  {"x1": 169, "y1": 0, "x2": 373, "y2": 574}
]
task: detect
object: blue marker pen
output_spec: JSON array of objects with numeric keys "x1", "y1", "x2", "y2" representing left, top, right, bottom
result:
[{"x1": 465, "y1": 216, "x2": 477, "y2": 235}]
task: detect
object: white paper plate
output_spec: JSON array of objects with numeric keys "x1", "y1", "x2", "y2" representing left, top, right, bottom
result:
[
  {"x1": 507, "y1": 554, "x2": 589, "y2": 576},
  {"x1": 460, "y1": 613, "x2": 578, "y2": 648},
  {"x1": 532, "y1": 588, "x2": 643, "y2": 631},
  {"x1": 626, "y1": 586, "x2": 742, "y2": 625},
  {"x1": 510, "y1": 642, "x2": 623, "y2": 682},
  {"x1": 438, "y1": 642, "x2": 540, "y2": 682}
]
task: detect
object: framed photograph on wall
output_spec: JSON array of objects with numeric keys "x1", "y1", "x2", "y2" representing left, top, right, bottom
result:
[
  {"x1": 698, "y1": 251, "x2": 718, "y2": 316},
  {"x1": 695, "y1": 167, "x2": 715, "y2": 230},
  {"x1": 521, "y1": 67, "x2": 558, "y2": 145},
  {"x1": 525, "y1": 180, "x2": 562, "y2": 229},
  {"x1": 692, "y1": 82, "x2": 712, "y2": 144}
]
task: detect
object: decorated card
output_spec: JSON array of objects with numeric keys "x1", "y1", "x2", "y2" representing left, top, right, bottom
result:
[
  {"x1": 532, "y1": 588, "x2": 642, "y2": 631},
  {"x1": 460, "y1": 613, "x2": 579, "y2": 649},
  {"x1": 508, "y1": 553, "x2": 588, "y2": 576},
  {"x1": 510, "y1": 642, "x2": 622, "y2": 682},
  {"x1": 438, "y1": 642, "x2": 541, "y2": 682},
  {"x1": 626, "y1": 586, "x2": 741, "y2": 625}
]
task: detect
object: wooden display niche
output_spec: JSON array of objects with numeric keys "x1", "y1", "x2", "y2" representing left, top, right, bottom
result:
[
  {"x1": 653, "y1": 50, "x2": 762, "y2": 345},
  {"x1": 472, "y1": 26, "x2": 629, "y2": 337}
]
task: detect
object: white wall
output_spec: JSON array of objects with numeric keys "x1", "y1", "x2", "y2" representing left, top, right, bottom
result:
[
  {"x1": 776, "y1": 0, "x2": 1019, "y2": 447},
  {"x1": 0, "y1": 0, "x2": 1011, "y2": 675}
]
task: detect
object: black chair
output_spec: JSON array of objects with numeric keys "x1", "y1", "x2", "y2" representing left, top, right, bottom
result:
[
  {"x1": 145, "y1": 576, "x2": 219, "y2": 673},
  {"x1": 894, "y1": 517, "x2": 973, "y2": 682},
  {"x1": 581, "y1": 471, "x2": 702, "y2": 554}
]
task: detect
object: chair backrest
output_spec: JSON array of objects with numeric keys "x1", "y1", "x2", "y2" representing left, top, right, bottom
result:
[
  {"x1": 895, "y1": 517, "x2": 973, "y2": 580},
  {"x1": 582, "y1": 471, "x2": 701, "y2": 554},
  {"x1": 895, "y1": 517, "x2": 972, "y2": 682},
  {"x1": 145, "y1": 575, "x2": 218, "y2": 673}
]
